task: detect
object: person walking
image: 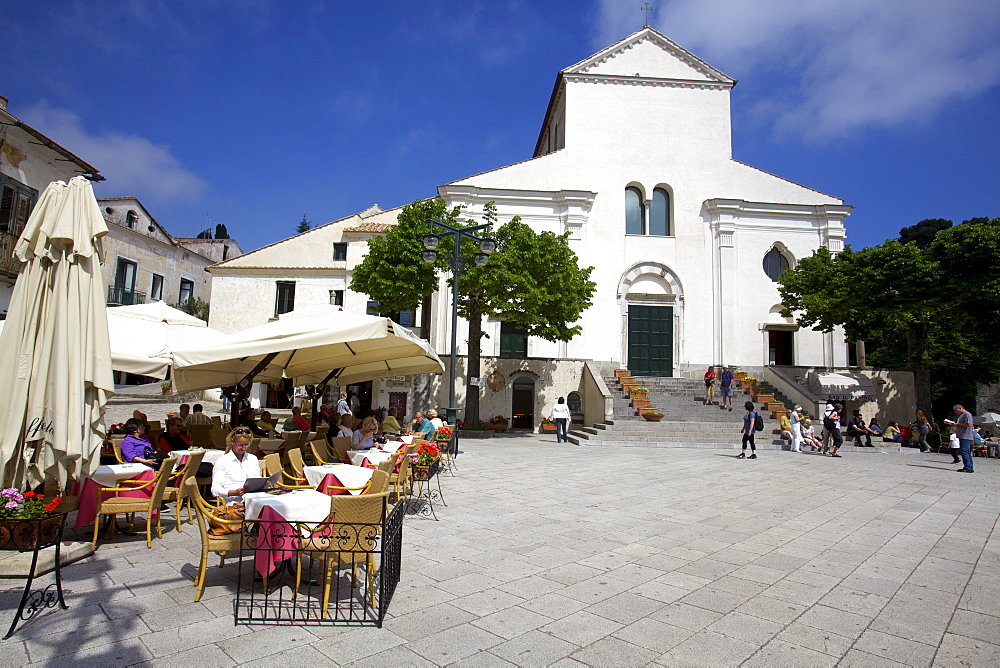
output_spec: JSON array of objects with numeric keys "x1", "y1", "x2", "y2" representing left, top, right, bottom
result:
[
  {"x1": 946, "y1": 404, "x2": 975, "y2": 473},
  {"x1": 825, "y1": 402, "x2": 844, "y2": 457},
  {"x1": 738, "y1": 401, "x2": 758, "y2": 459},
  {"x1": 551, "y1": 397, "x2": 571, "y2": 443},
  {"x1": 790, "y1": 405, "x2": 803, "y2": 452},
  {"x1": 911, "y1": 410, "x2": 932, "y2": 453},
  {"x1": 703, "y1": 366, "x2": 717, "y2": 405},
  {"x1": 719, "y1": 365, "x2": 735, "y2": 411}
]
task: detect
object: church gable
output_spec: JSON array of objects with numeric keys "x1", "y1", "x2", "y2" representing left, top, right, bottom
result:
[{"x1": 566, "y1": 28, "x2": 734, "y2": 86}]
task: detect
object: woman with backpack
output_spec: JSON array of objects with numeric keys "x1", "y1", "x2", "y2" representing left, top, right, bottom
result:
[{"x1": 738, "y1": 401, "x2": 760, "y2": 459}]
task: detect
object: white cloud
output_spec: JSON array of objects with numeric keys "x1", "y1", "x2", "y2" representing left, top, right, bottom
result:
[
  {"x1": 22, "y1": 101, "x2": 209, "y2": 203},
  {"x1": 594, "y1": 0, "x2": 1000, "y2": 141}
]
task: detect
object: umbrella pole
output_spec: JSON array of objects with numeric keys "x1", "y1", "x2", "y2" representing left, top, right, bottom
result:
[
  {"x1": 225, "y1": 353, "x2": 280, "y2": 428},
  {"x1": 309, "y1": 370, "x2": 340, "y2": 430}
]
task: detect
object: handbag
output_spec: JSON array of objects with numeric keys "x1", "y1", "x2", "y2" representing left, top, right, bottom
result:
[{"x1": 207, "y1": 499, "x2": 245, "y2": 535}]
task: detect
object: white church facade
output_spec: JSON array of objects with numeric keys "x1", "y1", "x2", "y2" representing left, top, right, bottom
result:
[{"x1": 207, "y1": 27, "x2": 877, "y2": 426}]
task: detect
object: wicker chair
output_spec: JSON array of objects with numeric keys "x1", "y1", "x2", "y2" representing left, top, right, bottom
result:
[
  {"x1": 367, "y1": 469, "x2": 390, "y2": 494},
  {"x1": 386, "y1": 451, "x2": 411, "y2": 505},
  {"x1": 92, "y1": 456, "x2": 178, "y2": 548},
  {"x1": 111, "y1": 438, "x2": 126, "y2": 464},
  {"x1": 297, "y1": 491, "x2": 390, "y2": 617},
  {"x1": 163, "y1": 450, "x2": 206, "y2": 532},
  {"x1": 329, "y1": 437, "x2": 353, "y2": 464},
  {"x1": 180, "y1": 478, "x2": 246, "y2": 602},
  {"x1": 267, "y1": 451, "x2": 311, "y2": 489},
  {"x1": 209, "y1": 429, "x2": 228, "y2": 450},
  {"x1": 288, "y1": 448, "x2": 307, "y2": 479},
  {"x1": 187, "y1": 424, "x2": 213, "y2": 448},
  {"x1": 310, "y1": 440, "x2": 338, "y2": 466}
]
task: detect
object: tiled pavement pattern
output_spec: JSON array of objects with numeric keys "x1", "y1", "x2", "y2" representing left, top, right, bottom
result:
[{"x1": 1, "y1": 434, "x2": 998, "y2": 666}]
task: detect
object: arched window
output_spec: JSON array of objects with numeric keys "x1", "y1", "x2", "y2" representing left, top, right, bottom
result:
[
  {"x1": 125, "y1": 210, "x2": 137, "y2": 229},
  {"x1": 763, "y1": 248, "x2": 790, "y2": 282},
  {"x1": 625, "y1": 187, "x2": 644, "y2": 235},
  {"x1": 649, "y1": 188, "x2": 670, "y2": 236}
]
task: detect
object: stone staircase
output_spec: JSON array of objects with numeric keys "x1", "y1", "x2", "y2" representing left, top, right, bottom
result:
[{"x1": 568, "y1": 373, "x2": 793, "y2": 449}]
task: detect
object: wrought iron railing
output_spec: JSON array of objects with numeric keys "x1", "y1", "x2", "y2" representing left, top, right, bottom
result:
[
  {"x1": 0, "y1": 231, "x2": 21, "y2": 277},
  {"x1": 107, "y1": 286, "x2": 146, "y2": 306},
  {"x1": 234, "y1": 499, "x2": 403, "y2": 627},
  {"x1": 0, "y1": 513, "x2": 69, "y2": 639}
]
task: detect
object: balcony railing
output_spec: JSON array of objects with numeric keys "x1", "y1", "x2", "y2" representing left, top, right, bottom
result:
[
  {"x1": 0, "y1": 231, "x2": 22, "y2": 278},
  {"x1": 107, "y1": 286, "x2": 146, "y2": 306}
]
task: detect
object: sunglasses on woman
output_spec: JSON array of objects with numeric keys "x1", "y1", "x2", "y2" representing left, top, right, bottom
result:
[{"x1": 234, "y1": 428, "x2": 252, "y2": 435}]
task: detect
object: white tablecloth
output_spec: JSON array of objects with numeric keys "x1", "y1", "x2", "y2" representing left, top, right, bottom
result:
[
  {"x1": 380, "y1": 441, "x2": 404, "y2": 453},
  {"x1": 303, "y1": 464, "x2": 375, "y2": 494},
  {"x1": 348, "y1": 450, "x2": 394, "y2": 467},
  {"x1": 169, "y1": 449, "x2": 225, "y2": 466},
  {"x1": 244, "y1": 489, "x2": 331, "y2": 523},
  {"x1": 91, "y1": 463, "x2": 153, "y2": 487}
]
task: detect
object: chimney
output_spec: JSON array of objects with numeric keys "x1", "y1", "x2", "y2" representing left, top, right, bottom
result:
[{"x1": 0, "y1": 96, "x2": 7, "y2": 111}]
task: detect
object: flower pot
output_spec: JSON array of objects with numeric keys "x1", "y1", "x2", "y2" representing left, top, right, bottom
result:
[
  {"x1": 540, "y1": 424, "x2": 557, "y2": 432},
  {"x1": 413, "y1": 465, "x2": 431, "y2": 481},
  {"x1": 621, "y1": 384, "x2": 639, "y2": 393},
  {"x1": 765, "y1": 402, "x2": 785, "y2": 411},
  {"x1": 755, "y1": 394, "x2": 775, "y2": 403},
  {"x1": 641, "y1": 413, "x2": 664, "y2": 422},
  {"x1": 0, "y1": 513, "x2": 65, "y2": 551},
  {"x1": 631, "y1": 399, "x2": 652, "y2": 408},
  {"x1": 628, "y1": 391, "x2": 648, "y2": 400},
  {"x1": 614, "y1": 369, "x2": 632, "y2": 378}
]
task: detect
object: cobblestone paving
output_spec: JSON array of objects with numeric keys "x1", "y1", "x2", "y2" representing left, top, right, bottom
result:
[{"x1": 1, "y1": 430, "x2": 998, "y2": 666}]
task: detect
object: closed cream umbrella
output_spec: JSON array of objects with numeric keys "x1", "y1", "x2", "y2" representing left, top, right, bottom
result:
[{"x1": 0, "y1": 176, "x2": 115, "y2": 488}]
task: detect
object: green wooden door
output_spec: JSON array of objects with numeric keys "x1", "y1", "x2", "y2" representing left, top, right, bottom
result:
[{"x1": 628, "y1": 305, "x2": 673, "y2": 376}]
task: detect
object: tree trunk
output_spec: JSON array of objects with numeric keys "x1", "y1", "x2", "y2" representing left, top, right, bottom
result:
[
  {"x1": 906, "y1": 318, "x2": 933, "y2": 416},
  {"x1": 463, "y1": 308, "x2": 483, "y2": 424}
]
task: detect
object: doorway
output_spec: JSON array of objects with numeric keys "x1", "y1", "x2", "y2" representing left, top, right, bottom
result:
[
  {"x1": 389, "y1": 392, "x2": 407, "y2": 420},
  {"x1": 511, "y1": 377, "x2": 535, "y2": 429},
  {"x1": 768, "y1": 330, "x2": 795, "y2": 366},
  {"x1": 628, "y1": 305, "x2": 673, "y2": 376}
]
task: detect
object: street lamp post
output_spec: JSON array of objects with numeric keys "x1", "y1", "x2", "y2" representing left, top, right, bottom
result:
[{"x1": 421, "y1": 218, "x2": 496, "y2": 441}]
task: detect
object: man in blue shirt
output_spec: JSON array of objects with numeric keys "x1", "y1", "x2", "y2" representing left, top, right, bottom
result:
[
  {"x1": 410, "y1": 411, "x2": 436, "y2": 439},
  {"x1": 719, "y1": 366, "x2": 735, "y2": 412}
]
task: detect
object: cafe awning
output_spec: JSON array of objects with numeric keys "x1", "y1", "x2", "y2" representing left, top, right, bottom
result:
[{"x1": 806, "y1": 372, "x2": 877, "y2": 402}]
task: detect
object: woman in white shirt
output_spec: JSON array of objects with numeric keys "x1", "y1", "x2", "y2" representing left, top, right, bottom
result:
[
  {"x1": 211, "y1": 429, "x2": 261, "y2": 504},
  {"x1": 800, "y1": 419, "x2": 822, "y2": 451},
  {"x1": 426, "y1": 409, "x2": 444, "y2": 430},
  {"x1": 551, "y1": 397, "x2": 572, "y2": 443}
]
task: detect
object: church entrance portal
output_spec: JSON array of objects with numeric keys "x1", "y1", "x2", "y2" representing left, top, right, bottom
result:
[
  {"x1": 768, "y1": 330, "x2": 795, "y2": 366},
  {"x1": 628, "y1": 305, "x2": 673, "y2": 376}
]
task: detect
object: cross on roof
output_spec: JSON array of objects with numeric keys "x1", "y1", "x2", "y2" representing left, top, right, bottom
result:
[{"x1": 641, "y1": 2, "x2": 652, "y2": 26}]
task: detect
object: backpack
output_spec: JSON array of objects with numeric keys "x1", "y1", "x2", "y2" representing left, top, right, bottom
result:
[{"x1": 753, "y1": 412, "x2": 764, "y2": 432}]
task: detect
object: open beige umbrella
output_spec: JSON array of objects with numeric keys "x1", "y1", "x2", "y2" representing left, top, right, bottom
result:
[
  {"x1": 0, "y1": 176, "x2": 115, "y2": 488},
  {"x1": 107, "y1": 300, "x2": 226, "y2": 378},
  {"x1": 171, "y1": 305, "x2": 444, "y2": 393}
]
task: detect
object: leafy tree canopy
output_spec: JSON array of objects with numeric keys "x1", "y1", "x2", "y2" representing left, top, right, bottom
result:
[
  {"x1": 175, "y1": 296, "x2": 210, "y2": 322},
  {"x1": 780, "y1": 217, "x2": 1000, "y2": 414},
  {"x1": 898, "y1": 218, "x2": 952, "y2": 248}
]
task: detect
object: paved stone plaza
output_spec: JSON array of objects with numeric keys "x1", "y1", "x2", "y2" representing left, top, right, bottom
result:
[{"x1": 1, "y1": 433, "x2": 998, "y2": 666}]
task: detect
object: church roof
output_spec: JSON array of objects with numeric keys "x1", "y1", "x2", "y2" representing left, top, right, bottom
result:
[{"x1": 534, "y1": 26, "x2": 736, "y2": 156}]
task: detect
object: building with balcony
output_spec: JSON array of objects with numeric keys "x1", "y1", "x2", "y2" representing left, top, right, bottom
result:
[
  {"x1": 98, "y1": 197, "x2": 243, "y2": 309},
  {"x1": 0, "y1": 95, "x2": 103, "y2": 318}
]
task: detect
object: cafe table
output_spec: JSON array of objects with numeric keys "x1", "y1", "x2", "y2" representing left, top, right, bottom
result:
[
  {"x1": 168, "y1": 449, "x2": 225, "y2": 468},
  {"x1": 303, "y1": 464, "x2": 375, "y2": 495},
  {"x1": 348, "y1": 449, "x2": 395, "y2": 468},
  {"x1": 244, "y1": 489, "x2": 332, "y2": 577},
  {"x1": 74, "y1": 463, "x2": 155, "y2": 531}
]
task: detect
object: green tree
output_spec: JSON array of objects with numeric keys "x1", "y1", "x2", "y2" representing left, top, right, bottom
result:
[
  {"x1": 779, "y1": 217, "x2": 1000, "y2": 416},
  {"x1": 351, "y1": 199, "x2": 596, "y2": 422},
  {"x1": 898, "y1": 218, "x2": 952, "y2": 248},
  {"x1": 296, "y1": 214, "x2": 312, "y2": 234},
  {"x1": 175, "y1": 296, "x2": 210, "y2": 322}
]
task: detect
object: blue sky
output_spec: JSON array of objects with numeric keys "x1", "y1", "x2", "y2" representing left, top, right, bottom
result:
[{"x1": 4, "y1": 0, "x2": 998, "y2": 253}]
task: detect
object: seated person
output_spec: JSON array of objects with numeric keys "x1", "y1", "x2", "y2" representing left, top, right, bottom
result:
[
  {"x1": 237, "y1": 408, "x2": 269, "y2": 437},
  {"x1": 132, "y1": 410, "x2": 153, "y2": 443},
  {"x1": 410, "y1": 411, "x2": 435, "y2": 439},
  {"x1": 426, "y1": 409, "x2": 444, "y2": 430},
  {"x1": 352, "y1": 416, "x2": 380, "y2": 451},
  {"x1": 381, "y1": 406, "x2": 401, "y2": 434},
  {"x1": 868, "y1": 418, "x2": 884, "y2": 436},
  {"x1": 778, "y1": 414, "x2": 793, "y2": 441},
  {"x1": 800, "y1": 419, "x2": 822, "y2": 451},
  {"x1": 178, "y1": 403, "x2": 191, "y2": 423},
  {"x1": 882, "y1": 420, "x2": 902, "y2": 442},
  {"x1": 211, "y1": 429, "x2": 261, "y2": 504},
  {"x1": 983, "y1": 430, "x2": 999, "y2": 459},
  {"x1": 119, "y1": 418, "x2": 169, "y2": 469},
  {"x1": 337, "y1": 414, "x2": 354, "y2": 438},
  {"x1": 256, "y1": 410, "x2": 277, "y2": 436},
  {"x1": 847, "y1": 412, "x2": 875, "y2": 447},
  {"x1": 290, "y1": 405, "x2": 311, "y2": 431},
  {"x1": 184, "y1": 403, "x2": 215, "y2": 427},
  {"x1": 158, "y1": 416, "x2": 193, "y2": 453}
]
